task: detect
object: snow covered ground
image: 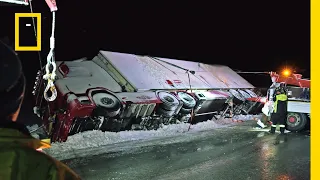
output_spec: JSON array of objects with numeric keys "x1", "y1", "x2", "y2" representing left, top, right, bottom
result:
[{"x1": 43, "y1": 115, "x2": 262, "y2": 160}]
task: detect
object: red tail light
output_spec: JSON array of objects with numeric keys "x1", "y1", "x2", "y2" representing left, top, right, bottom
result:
[{"x1": 59, "y1": 62, "x2": 69, "y2": 77}]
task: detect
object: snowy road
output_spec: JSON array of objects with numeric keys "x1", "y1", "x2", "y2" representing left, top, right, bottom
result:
[{"x1": 61, "y1": 123, "x2": 310, "y2": 180}]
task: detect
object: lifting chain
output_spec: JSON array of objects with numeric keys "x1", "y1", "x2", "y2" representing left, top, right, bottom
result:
[
  {"x1": 43, "y1": 5, "x2": 57, "y2": 101},
  {"x1": 28, "y1": 0, "x2": 58, "y2": 102}
]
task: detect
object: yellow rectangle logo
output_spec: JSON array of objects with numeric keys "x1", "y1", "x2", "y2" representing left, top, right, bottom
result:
[{"x1": 15, "y1": 13, "x2": 41, "y2": 51}]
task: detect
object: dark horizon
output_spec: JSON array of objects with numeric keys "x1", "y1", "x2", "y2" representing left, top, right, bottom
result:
[{"x1": 0, "y1": 1, "x2": 310, "y2": 89}]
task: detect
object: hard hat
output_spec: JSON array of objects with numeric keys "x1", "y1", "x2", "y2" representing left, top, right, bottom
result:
[{"x1": 0, "y1": 40, "x2": 26, "y2": 121}]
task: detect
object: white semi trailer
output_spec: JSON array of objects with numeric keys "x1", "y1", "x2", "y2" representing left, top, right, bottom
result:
[{"x1": 33, "y1": 51, "x2": 264, "y2": 142}]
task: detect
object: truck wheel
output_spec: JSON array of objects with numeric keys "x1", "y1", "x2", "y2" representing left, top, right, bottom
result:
[
  {"x1": 244, "y1": 89, "x2": 258, "y2": 97},
  {"x1": 286, "y1": 112, "x2": 308, "y2": 132},
  {"x1": 180, "y1": 107, "x2": 192, "y2": 114},
  {"x1": 177, "y1": 92, "x2": 196, "y2": 109},
  {"x1": 156, "y1": 107, "x2": 175, "y2": 118},
  {"x1": 238, "y1": 89, "x2": 251, "y2": 99},
  {"x1": 158, "y1": 91, "x2": 180, "y2": 111},
  {"x1": 229, "y1": 89, "x2": 245, "y2": 104},
  {"x1": 92, "y1": 93, "x2": 121, "y2": 117}
]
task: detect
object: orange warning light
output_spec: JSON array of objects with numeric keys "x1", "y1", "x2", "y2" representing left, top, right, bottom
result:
[{"x1": 282, "y1": 69, "x2": 291, "y2": 77}]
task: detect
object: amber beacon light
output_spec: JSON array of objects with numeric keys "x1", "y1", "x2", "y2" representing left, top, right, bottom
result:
[{"x1": 282, "y1": 69, "x2": 291, "y2": 77}]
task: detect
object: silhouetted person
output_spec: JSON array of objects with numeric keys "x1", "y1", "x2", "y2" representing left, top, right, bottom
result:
[
  {"x1": 0, "y1": 40, "x2": 81, "y2": 180},
  {"x1": 269, "y1": 83, "x2": 288, "y2": 134}
]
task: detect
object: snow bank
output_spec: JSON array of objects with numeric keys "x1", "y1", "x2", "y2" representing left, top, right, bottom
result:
[
  {"x1": 232, "y1": 114, "x2": 263, "y2": 121},
  {"x1": 46, "y1": 120, "x2": 221, "y2": 156},
  {"x1": 45, "y1": 115, "x2": 261, "y2": 158}
]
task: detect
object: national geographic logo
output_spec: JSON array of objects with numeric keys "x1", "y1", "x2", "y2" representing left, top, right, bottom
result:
[{"x1": 15, "y1": 13, "x2": 41, "y2": 51}]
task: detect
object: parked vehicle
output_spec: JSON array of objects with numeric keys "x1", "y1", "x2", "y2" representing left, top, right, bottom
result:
[{"x1": 247, "y1": 71, "x2": 310, "y2": 132}]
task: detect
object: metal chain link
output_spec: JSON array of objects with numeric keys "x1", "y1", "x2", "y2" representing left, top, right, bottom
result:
[{"x1": 43, "y1": 11, "x2": 57, "y2": 101}]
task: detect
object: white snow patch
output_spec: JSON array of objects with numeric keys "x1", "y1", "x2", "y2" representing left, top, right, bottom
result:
[
  {"x1": 45, "y1": 115, "x2": 260, "y2": 159},
  {"x1": 232, "y1": 114, "x2": 262, "y2": 121},
  {"x1": 46, "y1": 120, "x2": 221, "y2": 155}
]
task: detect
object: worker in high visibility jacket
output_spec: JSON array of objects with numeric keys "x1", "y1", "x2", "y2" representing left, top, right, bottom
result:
[
  {"x1": 0, "y1": 40, "x2": 81, "y2": 180},
  {"x1": 269, "y1": 83, "x2": 288, "y2": 134}
]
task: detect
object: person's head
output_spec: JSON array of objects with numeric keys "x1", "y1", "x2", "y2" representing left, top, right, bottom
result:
[
  {"x1": 276, "y1": 83, "x2": 287, "y2": 95},
  {"x1": 0, "y1": 40, "x2": 26, "y2": 122}
]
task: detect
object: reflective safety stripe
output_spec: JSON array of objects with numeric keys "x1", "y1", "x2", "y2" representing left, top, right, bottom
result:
[
  {"x1": 273, "y1": 94, "x2": 288, "y2": 113},
  {"x1": 271, "y1": 124, "x2": 285, "y2": 127},
  {"x1": 277, "y1": 94, "x2": 288, "y2": 101}
]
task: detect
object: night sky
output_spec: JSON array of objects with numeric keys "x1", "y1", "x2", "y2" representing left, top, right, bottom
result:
[{"x1": 0, "y1": 1, "x2": 310, "y2": 97}]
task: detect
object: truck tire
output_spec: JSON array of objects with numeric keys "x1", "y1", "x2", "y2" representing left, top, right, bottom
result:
[
  {"x1": 156, "y1": 107, "x2": 176, "y2": 118},
  {"x1": 238, "y1": 89, "x2": 252, "y2": 99},
  {"x1": 158, "y1": 91, "x2": 180, "y2": 111},
  {"x1": 245, "y1": 89, "x2": 258, "y2": 97},
  {"x1": 177, "y1": 92, "x2": 196, "y2": 109},
  {"x1": 229, "y1": 89, "x2": 245, "y2": 104},
  {"x1": 286, "y1": 112, "x2": 308, "y2": 132},
  {"x1": 180, "y1": 107, "x2": 192, "y2": 114},
  {"x1": 92, "y1": 93, "x2": 121, "y2": 117}
]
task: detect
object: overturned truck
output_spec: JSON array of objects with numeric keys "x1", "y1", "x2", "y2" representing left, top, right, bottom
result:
[{"x1": 33, "y1": 51, "x2": 264, "y2": 142}]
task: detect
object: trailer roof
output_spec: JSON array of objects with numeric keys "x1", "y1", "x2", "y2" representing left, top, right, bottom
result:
[{"x1": 99, "y1": 51, "x2": 254, "y2": 91}]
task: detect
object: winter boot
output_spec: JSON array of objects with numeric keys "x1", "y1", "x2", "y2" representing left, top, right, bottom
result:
[
  {"x1": 280, "y1": 127, "x2": 285, "y2": 135},
  {"x1": 269, "y1": 126, "x2": 276, "y2": 134}
]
